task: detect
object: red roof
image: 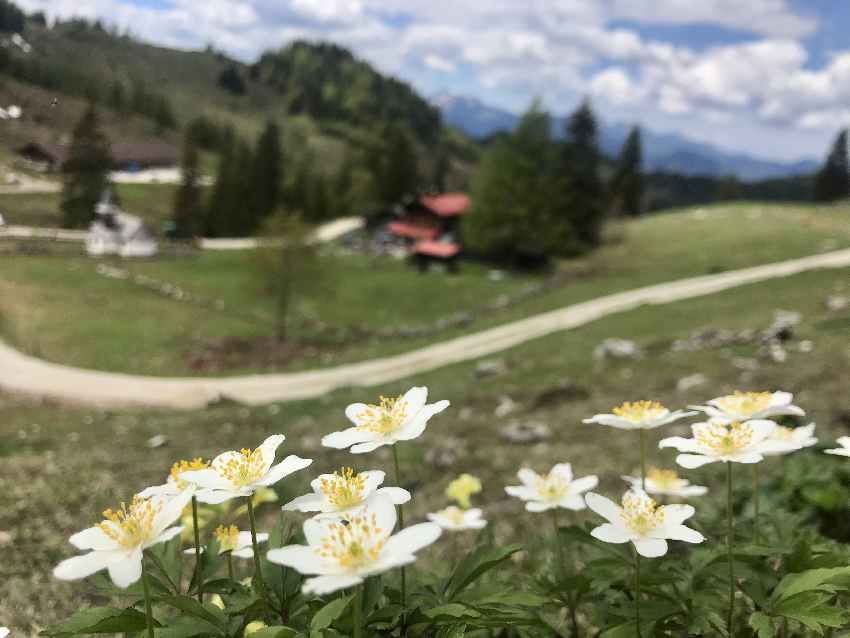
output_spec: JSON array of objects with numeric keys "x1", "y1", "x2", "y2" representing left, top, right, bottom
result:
[
  {"x1": 387, "y1": 220, "x2": 439, "y2": 240},
  {"x1": 414, "y1": 240, "x2": 461, "y2": 258},
  {"x1": 420, "y1": 193, "x2": 470, "y2": 217}
]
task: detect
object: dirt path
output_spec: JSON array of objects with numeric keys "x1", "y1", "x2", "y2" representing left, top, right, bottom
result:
[{"x1": 2, "y1": 248, "x2": 849, "y2": 410}]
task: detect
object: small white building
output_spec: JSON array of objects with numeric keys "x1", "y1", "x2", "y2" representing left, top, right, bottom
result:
[{"x1": 86, "y1": 194, "x2": 158, "y2": 258}]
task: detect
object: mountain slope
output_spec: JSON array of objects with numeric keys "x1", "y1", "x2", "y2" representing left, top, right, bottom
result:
[{"x1": 433, "y1": 92, "x2": 818, "y2": 181}]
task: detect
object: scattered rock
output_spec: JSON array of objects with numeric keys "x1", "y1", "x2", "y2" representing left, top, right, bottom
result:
[
  {"x1": 475, "y1": 359, "x2": 507, "y2": 379},
  {"x1": 593, "y1": 338, "x2": 641, "y2": 360},
  {"x1": 494, "y1": 396, "x2": 518, "y2": 418},
  {"x1": 676, "y1": 373, "x2": 707, "y2": 393},
  {"x1": 458, "y1": 407, "x2": 474, "y2": 421},
  {"x1": 826, "y1": 295, "x2": 849, "y2": 311},
  {"x1": 147, "y1": 434, "x2": 168, "y2": 449},
  {"x1": 488, "y1": 270, "x2": 506, "y2": 281},
  {"x1": 500, "y1": 420, "x2": 551, "y2": 444},
  {"x1": 732, "y1": 357, "x2": 760, "y2": 371},
  {"x1": 797, "y1": 340, "x2": 814, "y2": 353},
  {"x1": 763, "y1": 310, "x2": 800, "y2": 343},
  {"x1": 532, "y1": 379, "x2": 590, "y2": 408},
  {"x1": 425, "y1": 437, "x2": 467, "y2": 468}
]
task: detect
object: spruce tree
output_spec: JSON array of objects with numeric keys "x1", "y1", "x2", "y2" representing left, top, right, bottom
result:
[
  {"x1": 204, "y1": 128, "x2": 236, "y2": 237},
  {"x1": 60, "y1": 104, "x2": 112, "y2": 229},
  {"x1": 562, "y1": 99, "x2": 605, "y2": 247},
  {"x1": 372, "y1": 124, "x2": 419, "y2": 205},
  {"x1": 610, "y1": 126, "x2": 644, "y2": 216},
  {"x1": 250, "y1": 121, "x2": 283, "y2": 226},
  {"x1": 172, "y1": 127, "x2": 204, "y2": 239},
  {"x1": 814, "y1": 130, "x2": 849, "y2": 202}
]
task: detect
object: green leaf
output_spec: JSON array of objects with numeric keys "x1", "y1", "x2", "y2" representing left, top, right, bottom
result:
[
  {"x1": 423, "y1": 604, "x2": 481, "y2": 620},
  {"x1": 156, "y1": 616, "x2": 221, "y2": 638},
  {"x1": 435, "y1": 623, "x2": 466, "y2": 638},
  {"x1": 309, "y1": 595, "x2": 352, "y2": 632},
  {"x1": 41, "y1": 607, "x2": 151, "y2": 636},
  {"x1": 246, "y1": 627, "x2": 298, "y2": 638},
  {"x1": 445, "y1": 544, "x2": 522, "y2": 599},
  {"x1": 749, "y1": 612, "x2": 775, "y2": 638},
  {"x1": 772, "y1": 567, "x2": 850, "y2": 602},
  {"x1": 464, "y1": 592, "x2": 550, "y2": 607},
  {"x1": 158, "y1": 596, "x2": 227, "y2": 630},
  {"x1": 775, "y1": 592, "x2": 849, "y2": 630}
]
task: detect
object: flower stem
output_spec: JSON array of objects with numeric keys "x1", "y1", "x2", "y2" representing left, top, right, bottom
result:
[
  {"x1": 753, "y1": 463, "x2": 760, "y2": 544},
  {"x1": 279, "y1": 510, "x2": 290, "y2": 624},
  {"x1": 227, "y1": 552, "x2": 234, "y2": 580},
  {"x1": 247, "y1": 497, "x2": 269, "y2": 616},
  {"x1": 391, "y1": 445, "x2": 407, "y2": 618},
  {"x1": 141, "y1": 552, "x2": 155, "y2": 638},
  {"x1": 353, "y1": 583, "x2": 364, "y2": 638},
  {"x1": 639, "y1": 429, "x2": 647, "y2": 491},
  {"x1": 191, "y1": 495, "x2": 203, "y2": 603},
  {"x1": 552, "y1": 510, "x2": 579, "y2": 637},
  {"x1": 727, "y1": 461, "x2": 735, "y2": 635},
  {"x1": 634, "y1": 549, "x2": 641, "y2": 638}
]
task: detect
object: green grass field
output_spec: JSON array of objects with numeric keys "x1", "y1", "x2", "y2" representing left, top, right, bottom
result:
[
  {"x1": 2, "y1": 202, "x2": 849, "y2": 375},
  {"x1": 2, "y1": 261, "x2": 848, "y2": 629}
]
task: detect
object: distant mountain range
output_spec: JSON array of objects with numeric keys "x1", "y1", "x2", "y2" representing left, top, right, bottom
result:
[{"x1": 431, "y1": 93, "x2": 818, "y2": 182}]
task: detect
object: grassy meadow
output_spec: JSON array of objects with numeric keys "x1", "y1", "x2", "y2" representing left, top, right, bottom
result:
[
  {"x1": 1, "y1": 201, "x2": 849, "y2": 375},
  {"x1": 2, "y1": 257, "x2": 849, "y2": 629}
]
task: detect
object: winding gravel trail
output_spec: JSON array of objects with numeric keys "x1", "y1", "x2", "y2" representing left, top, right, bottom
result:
[{"x1": 3, "y1": 248, "x2": 849, "y2": 410}]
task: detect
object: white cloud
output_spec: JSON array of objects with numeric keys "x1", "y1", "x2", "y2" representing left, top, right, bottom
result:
[
  {"x1": 590, "y1": 68, "x2": 644, "y2": 105},
  {"x1": 423, "y1": 54, "x2": 455, "y2": 72}
]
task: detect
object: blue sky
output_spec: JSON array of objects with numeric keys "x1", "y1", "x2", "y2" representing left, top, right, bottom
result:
[{"x1": 16, "y1": 0, "x2": 850, "y2": 161}]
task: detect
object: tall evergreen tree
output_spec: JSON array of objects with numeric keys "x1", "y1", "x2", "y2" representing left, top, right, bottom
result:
[
  {"x1": 371, "y1": 124, "x2": 419, "y2": 205},
  {"x1": 610, "y1": 126, "x2": 644, "y2": 216},
  {"x1": 172, "y1": 127, "x2": 204, "y2": 239},
  {"x1": 250, "y1": 121, "x2": 283, "y2": 226},
  {"x1": 814, "y1": 130, "x2": 849, "y2": 202},
  {"x1": 562, "y1": 99, "x2": 605, "y2": 248},
  {"x1": 60, "y1": 104, "x2": 112, "y2": 229},
  {"x1": 204, "y1": 128, "x2": 237, "y2": 237}
]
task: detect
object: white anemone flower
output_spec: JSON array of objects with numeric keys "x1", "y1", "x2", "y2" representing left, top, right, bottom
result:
[
  {"x1": 267, "y1": 494, "x2": 441, "y2": 595},
  {"x1": 691, "y1": 391, "x2": 804, "y2": 422},
  {"x1": 505, "y1": 463, "x2": 598, "y2": 512},
  {"x1": 427, "y1": 506, "x2": 487, "y2": 531},
  {"x1": 825, "y1": 437, "x2": 850, "y2": 457},
  {"x1": 622, "y1": 468, "x2": 708, "y2": 498},
  {"x1": 283, "y1": 468, "x2": 410, "y2": 518},
  {"x1": 54, "y1": 492, "x2": 191, "y2": 588},
  {"x1": 322, "y1": 387, "x2": 450, "y2": 454},
  {"x1": 1, "y1": 628, "x2": 9, "y2": 638},
  {"x1": 659, "y1": 419, "x2": 797, "y2": 468},
  {"x1": 179, "y1": 435, "x2": 312, "y2": 504},
  {"x1": 138, "y1": 458, "x2": 211, "y2": 499},
  {"x1": 586, "y1": 490, "x2": 704, "y2": 558},
  {"x1": 763, "y1": 423, "x2": 818, "y2": 456},
  {"x1": 583, "y1": 401, "x2": 696, "y2": 430}
]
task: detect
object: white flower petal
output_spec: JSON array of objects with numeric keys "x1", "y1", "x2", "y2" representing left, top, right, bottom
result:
[
  {"x1": 675, "y1": 454, "x2": 718, "y2": 469},
  {"x1": 107, "y1": 549, "x2": 143, "y2": 588},
  {"x1": 283, "y1": 493, "x2": 325, "y2": 512},
  {"x1": 255, "y1": 455, "x2": 313, "y2": 487},
  {"x1": 151, "y1": 526, "x2": 184, "y2": 547},
  {"x1": 516, "y1": 468, "x2": 539, "y2": 487},
  {"x1": 374, "y1": 487, "x2": 411, "y2": 505},
  {"x1": 322, "y1": 427, "x2": 370, "y2": 450},
  {"x1": 384, "y1": 523, "x2": 441, "y2": 557},
  {"x1": 351, "y1": 440, "x2": 391, "y2": 454},
  {"x1": 662, "y1": 524, "x2": 705, "y2": 544},
  {"x1": 584, "y1": 493, "x2": 622, "y2": 524},
  {"x1": 395, "y1": 400, "x2": 450, "y2": 441},
  {"x1": 303, "y1": 518, "x2": 329, "y2": 547},
  {"x1": 658, "y1": 504, "x2": 695, "y2": 526},
  {"x1": 658, "y1": 436, "x2": 702, "y2": 453},
  {"x1": 402, "y1": 386, "x2": 429, "y2": 415},
  {"x1": 344, "y1": 403, "x2": 370, "y2": 426},
  {"x1": 746, "y1": 420, "x2": 777, "y2": 444},
  {"x1": 551, "y1": 463, "x2": 573, "y2": 483},
  {"x1": 526, "y1": 501, "x2": 554, "y2": 512},
  {"x1": 153, "y1": 492, "x2": 193, "y2": 537},
  {"x1": 360, "y1": 470, "x2": 386, "y2": 495},
  {"x1": 195, "y1": 490, "x2": 241, "y2": 505},
  {"x1": 179, "y1": 468, "x2": 232, "y2": 491},
  {"x1": 53, "y1": 551, "x2": 115, "y2": 581},
  {"x1": 590, "y1": 523, "x2": 631, "y2": 544},
  {"x1": 303, "y1": 574, "x2": 364, "y2": 596},
  {"x1": 559, "y1": 495, "x2": 587, "y2": 511},
  {"x1": 569, "y1": 475, "x2": 599, "y2": 495},
  {"x1": 505, "y1": 485, "x2": 537, "y2": 501},
  {"x1": 728, "y1": 452, "x2": 763, "y2": 464},
  {"x1": 69, "y1": 527, "x2": 120, "y2": 552},
  {"x1": 583, "y1": 415, "x2": 636, "y2": 430},
  {"x1": 231, "y1": 548, "x2": 254, "y2": 559},
  {"x1": 266, "y1": 545, "x2": 325, "y2": 575},
  {"x1": 258, "y1": 434, "x2": 287, "y2": 473},
  {"x1": 633, "y1": 537, "x2": 668, "y2": 558}
]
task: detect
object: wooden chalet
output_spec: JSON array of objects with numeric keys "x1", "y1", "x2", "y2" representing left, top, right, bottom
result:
[{"x1": 387, "y1": 192, "x2": 470, "y2": 270}]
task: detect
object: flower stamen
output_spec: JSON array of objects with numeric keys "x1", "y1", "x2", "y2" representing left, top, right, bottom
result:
[
  {"x1": 620, "y1": 492, "x2": 664, "y2": 535},
  {"x1": 612, "y1": 400, "x2": 667, "y2": 423},
  {"x1": 97, "y1": 496, "x2": 161, "y2": 549},
  {"x1": 317, "y1": 512, "x2": 386, "y2": 570},
  {"x1": 357, "y1": 396, "x2": 409, "y2": 435},
  {"x1": 319, "y1": 468, "x2": 367, "y2": 509}
]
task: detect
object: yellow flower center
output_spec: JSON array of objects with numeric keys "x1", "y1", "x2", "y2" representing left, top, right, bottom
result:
[
  {"x1": 534, "y1": 472, "x2": 570, "y2": 503},
  {"x1": 357, "y1": 395, "x2": 409, "y2": 435},
  {"x1": 437, "y1": 506, "x2": 467, "y2": 526},
  {"x1": 620, "y1": 492, "x2": 664, "y2": 535},
  {"x1": 612, "y1": 400, "x2": 667, "y2": 423},
  {"x1": 318, "y1": 512, "x2": 386, "y2": 570},
  {"x1": 772, "y1": 425, "x2": 794, "y2": 440},
  {"x1": 170, "y1": 458, "x2": 209, "y2": 491},
  {"x1": 696, "y1": 421, "x2": 753, "y2": 454},
  {"x1": 446, "y1": 473, "x2": 482, "y2": 509},
  {"x1": 713, "y1": 391, "x2": 771, "y2": 417},
  {"x1": 646, "y1": 468, "x2": 685, "y2": 491},
  {"x1": 97, "y1": 496, "x2": 161, "y2": 549},
  {"x1": 215, "y1": 447, "x2": 266, "y2": 487},
  {"x1": 319, "y1": 468, "x2": 367, "y2": 509},
  {"x1": 214, "y1": 524, "x2": 241, "y2": 553}
]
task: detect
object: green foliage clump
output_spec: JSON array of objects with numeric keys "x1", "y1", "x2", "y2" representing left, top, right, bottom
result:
[
  {"x1": 814, "y1": 129, "x2": 849, "y2": 202},
  {"x1": 60, "y1": 104, "x2": 112, "y2": 229}
]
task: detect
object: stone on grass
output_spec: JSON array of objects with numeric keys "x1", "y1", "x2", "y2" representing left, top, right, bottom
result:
[
  {"x1": 593, "y1": 338, "x2": 640, "y2": 360},
  {"x1": 826, "y1": 295, "x2": 849, "y2": 311},
  {"x1": 494, "y1": 396, "x2": 518, "y2": 418},
  {"x1": 146, "y1": 434, "x2": 168, "y2": 449},
  {"x1": 500, "y1": 420, "x2": 551, "y2": 444},
  {"x1": 475, "y1": 359, "x2": 507, "y2": 379},
  {"x1": 676, "y1": 373, "x2": 707, "y2": 393},
  {"x1": 532, "y1": 379, "x2": 590, "y2": 408}
]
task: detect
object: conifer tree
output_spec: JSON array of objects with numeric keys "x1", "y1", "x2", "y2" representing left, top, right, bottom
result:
[
  {"x1": 814, "y1": 130, "x2": 849, "y2": 202},
  {"x1": 60, "y1": 104, "x2": 112, "y2": 229},
  {"x1": 204, "y1": 128, "x2": 236, "y2": 237},
  {"x1": 562, "y1": 99, "x2": 605, "y2": 247},
  {"x1": 371, "y1": 124, "x2": 419, "y2": 205},
  {"x1": 250, "y1": 121, "x2": 283, "y2": 226},
  {"x1": 172, "y1": 127, "x2": 204, "y2": 239},
  {"x1": 610, "y1": 126, "x2": 644, "y2": 216}
]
